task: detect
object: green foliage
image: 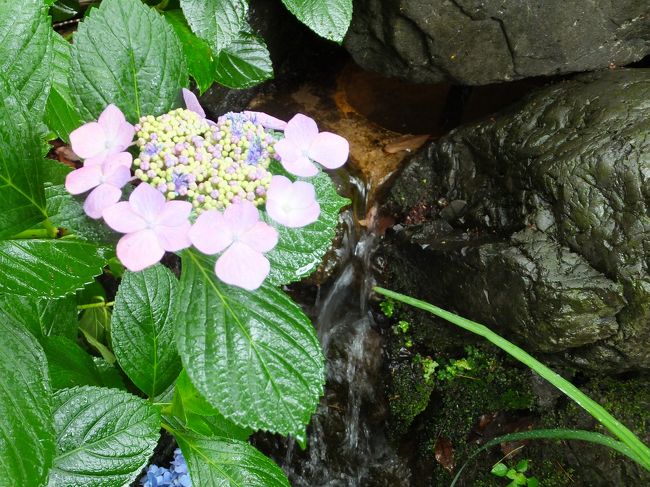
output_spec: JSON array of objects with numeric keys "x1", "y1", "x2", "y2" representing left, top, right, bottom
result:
[
  {"x1": 0, "y1": 74, "x2": 47, "y2": 239},
  {"x1": 111, "y1": 264, "x2": 182, "y2": 397},
  {"x1": 70, "y1": 0, "x2": 188, "y2": 122},
  {"x1": 281, "y1": 0, "x2": 353, "y2": 43},
  {"x1": 0, "y1": 294, "x2": 77, "y2": 341},
  {"x1": 491, "y1": 459, "x2": 539, "y2": 487},
  {"x1": 0, "y1": 239, "x2": 108, "y2": 297},
  {"x1": 180, "y1": 0, "x2": 248, "y2": 53},
  {"x1": 175, "y1": 249, "x2": 325, "y2": 439},
  {"x1": 0, "y1": 319, "x2": 54, "y2": 487},
  {"x1": 48, "y1": 386, "x2": 160, "y2": 486},
  {"x1": 380, "y1": 298, "x2": 395, "y2": 317},
  {"x1": 212, "y1": 33, "x2": 274, "y2": 89}
]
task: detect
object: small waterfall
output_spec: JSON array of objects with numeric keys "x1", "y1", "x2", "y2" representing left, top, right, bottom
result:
[{"x1": 274, "y1": 175, "x2": 411, "y2": 486}]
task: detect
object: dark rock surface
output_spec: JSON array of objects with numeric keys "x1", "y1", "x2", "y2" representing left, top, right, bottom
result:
[
  {"x1": 379, "y1": 68, "x2": 650, "y2": 371},
  {"x1": 345, "y1": 0, "x2": 650, "y2": 85}
]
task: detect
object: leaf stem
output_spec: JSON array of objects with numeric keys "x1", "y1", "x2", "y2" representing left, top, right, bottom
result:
[{"x1": 77, "y1": 301, "x2": 114, "y2": 310}]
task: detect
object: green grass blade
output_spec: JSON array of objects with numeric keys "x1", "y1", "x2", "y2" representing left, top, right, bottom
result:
[
  {"x1": 373, "y1": 287, "x2": 650, "y2": 470},
  {"x1": 451, "y1": 429, "x2": 643, "y2": 486}
]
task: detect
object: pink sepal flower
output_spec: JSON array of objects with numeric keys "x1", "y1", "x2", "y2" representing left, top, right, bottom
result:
[
  {"x1": 182, "y1": 88, "x2": 287, "y2": 131},
  {"x1": 189, "y1": 201, "x2": 278, "y2": 291},
  {"x1": 69, "y1": 104, "x2": 135, "y2": 165},
  {"x1": 266, "y1": 175, "x2": 320, "y2": 228},
  {"x1": 102, "y1": 183, "x2": 192, "y2": 272},
  {"x1": 65, "y1": 152, "x2": 133, "y2": 219},
  {"x1": 274, "y1": 114, "x2": 349, "y2": 177}
]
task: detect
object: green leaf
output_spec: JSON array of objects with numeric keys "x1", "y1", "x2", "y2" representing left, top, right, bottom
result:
[
  {"x1": 263, "y1": 168, "x2": 349, "y2": 285},
  {"x1": 516, "y1": 459, "x2": 529, "y2": 473},
  {"x1": 173, "y1": 370, "x2": 252, "y2": 440},
  {"x1": 0, "y1": 239, "x2": 107, "y2": 297},
  {"x1": 93, "y1": 357, "x2": 127, "y2": 389},
  {"x1": 0, "y1": 0, "x2": 52, "y2": 114},
  {"x1": 0, "y1": 72, "x2": 47, "y2": 239},
  {"x1": 514, "y1": 472, "x2": 528, "y2": 485},
  {"x1": 175, "y1": 430, "x2": 290, "y2": 487},
  {"x1": 213, "y1": 33, "x2": 273, "y2": 89},
  {"x1": 491, "y1": 463, "x2": 508, "y2": 477},
  {"x1": 44, "y1": 34, "x2": 82, "y2": 142},
  {"x1": 49, "y1": 386, "x2": 160, "y2": 487},
  {"x1": 70, "y1": 0, "x2": 188, "y2": 123},
  {"x1": 42, "y1": 336, "x2": 110, "y2": 389},
  {"x1": 46, "y1": 183, "x2": 117, "y2": 243},
  {"x1": 112, "y1": 264, "x2": 182, "y2": 397},
  {"x1": 0, "y1": 293, "x2": 77, "y2": 340},
  {"x1": 165, "y1": 10, "x2": 216, "y2": 94},
  {"x1": 0, "y1": 318, "x2": 55, "y2": 487},
  {"x1": 176, "y1": 250, "x2": 325, "y2": 437},
  {"x1": 527, "y1": 477, "x2": 539, "y2": 487},
  {"x1": 180, "y1": 0, "x2": 248, "y2": 52},
  {"x1": 281, "y1": 0, "x2": 352, "y2": 43}
]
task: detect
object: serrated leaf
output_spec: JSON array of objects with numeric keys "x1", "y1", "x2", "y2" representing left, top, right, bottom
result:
[
  {"x1": 176, "y1": 431, "x2": 290, "y2": 487},
  {"x1": 180, "y1": 0, "x2": 248, "y2": 53},
  {"x1": 0, "y1": 293, "x2": 77, "y2": 340},
  {"x1": 173, "y1": 370, "x2": 252, "y2": 440},
  {"x1": 42, "y1": 336, "x2": 109, "y2": 389},
  {"x1": 262, "y1": 168, "x2": 349, "y2": 285},
  {"x1": 0, "y1": 73, "x2": 47, "y2": 239},
  {"x1": 281, "y1": 0, "x2": 352, "y2": 43},
  {"x1": 112, "y1": 264, "x2": 182, "y2": 397},
  {"x1": 46, "y1": 183, "x2": 116, "y2": 243},
  {"x1": 491, "y1": 463, "x2": 509, "y2": 477},
  {"x1": 0, "y1": 239, "x2": 108, "y2": 297},
  {"x1": 214, "y1": 33, "x2": 273, "y2": 89},
  {"x1": 93, "y1": 357, "x2": 127, "y2": 389},
  {"x1": 0, "y1": 319, "x2": 55, "y2": 487},
  {"x1": 45, "y1": 34, "x2": 82, "y2": 142},
  {"x1": 48, "y1": 386, "x2": 160, "y2": 487},
  {"x1": 176, "y1": 249, "x2": 324, "y2": 437},
  {"x1": 0, "y1": 0, "x2": 52, "y2": 114},
  {"x1": 70, "y1": 0, "x2": 188, "y2": 123},
  {"x1": 165, "y1": 10, "x2": 216, "y2": 94}
]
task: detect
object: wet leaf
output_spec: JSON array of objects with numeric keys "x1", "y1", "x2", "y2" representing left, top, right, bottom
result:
[
  {"x1": 70, "y1": 0, "x2": 188, "y2": 123},
  {"x1": 213, "y1": 33, "x2": 273, "y2": 89},
  {"x1": 42, "y1": 336, "x2": 109, "y2": 389},
  {"x1": 48, "y1": 386, "x2": 160, "y2": 487},
  {"x1": 281, "y1": 0, "x2": 352, "y2": 43},
  {"x1": 434, "y1": 437, "x2": 455, "y2": 473},
  {"x1": 176, "y1": 431, "x2": 290, "y2": 486},
  {"x1": 0, "y1": 318, "x2": 55, "y2": 487},
  {"x1": 0, "y1": 294, "x2": 77, "y2": 341},
  {"x1": 180, "y1": 0, "x2": 248, "y2": 52},
  {"x1": 175, "y1": 249, "x2": 325, "y2": 437},
  {"x1": 111, "y1": 265, "x2": 182, "y2": 397}
]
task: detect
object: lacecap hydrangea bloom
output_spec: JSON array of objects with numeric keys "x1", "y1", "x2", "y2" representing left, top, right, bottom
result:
[
  {"x1": 141, "y1": 448, "x2": 191, "y2": 487},
  {"x1": 65, "y1": 90, "x2": 349, "y2": 290}
]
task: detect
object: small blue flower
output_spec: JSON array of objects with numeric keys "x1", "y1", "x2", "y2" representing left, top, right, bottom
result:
[{"x1": 141, "y1": 449, "x2": 192, "y2": 487}]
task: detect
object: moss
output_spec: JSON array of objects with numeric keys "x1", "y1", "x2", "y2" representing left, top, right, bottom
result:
[{"x1": 387, "y1": 359, "x2": 435, "y2": 439}]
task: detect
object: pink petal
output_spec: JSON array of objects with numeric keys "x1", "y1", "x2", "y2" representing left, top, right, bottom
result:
[
  {"x1": 97, "y1": 105, "x2": 135, "y2": 153},
  {"x1": 275, "y1": 139, "x2": 318, "y2": 177},
  {"x1": 183, "y1": 88, "x2": 206, "y2": 119},
  {"x1": 243, "y1": 111, "x2": 287, "y2": 131},
  {"x1": 189, "y1": 210, "x2": 233, "y2": 254},
  {"x1": 284, "y1": 114, "x2": 318, "y2": 149},
  {"x1": 129, "y1": 183, "x2": 166, "y2": 222},
  {"x1": 83, "y1": 184, "x2": 122, "y2": 219},
  {"x1": 103, "y1": 163, "x2": 132, "y2": 188},
  {"x1": 155, "y1": 221, "x2": 192, "y2": 252},
  {"x1": 223, "y1": 201, "x2": 260, "y2": 235},
  {"x1": 308, "y1": 132, "x2": 349, "y2": 169},
  {"x1": 69, "y1": 122, "x2": 106, "y2": 159},
  {"x1": 102, "y1": 201, "x2": 147, "y2": 233},
  {"x1": 109, "y1": 151, "x2": 134, "y2": 169},
  {"x1": 116, "y1": 229, "x2": 165, "y2": 272},
  {"x1": 84, "y1": 152, "x2": 109, "y2": 167},
  {"x1": 65, "y1": 165, "x2": 103, "y2": 195},
  {"x1": 215, "y1": 242, "x2": 270, "y2": 291},
  {"x1": 266, "y1": 177, "x2": 320, "y2": 228},
  {"x1": 239, "y1": 221, "x2": 278, "y2": 253},
  {"x1": 155, "y1": 200, "x2": 192, "y2": 227}
]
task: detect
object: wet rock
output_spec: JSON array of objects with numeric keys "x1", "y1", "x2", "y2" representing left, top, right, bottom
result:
[
  {"x1": 380, "y1": 69, "x2": 650, "y2": 370},
  {"x1": 345, "y1": 0, "x2": 650, "y2": 85}
]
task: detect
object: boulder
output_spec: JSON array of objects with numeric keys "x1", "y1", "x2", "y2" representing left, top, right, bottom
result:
[
  {"x1": 345, "y1": 0, "x2": 650, "y2": 85},
  {"x1": 380, "y1": 69, "x2": 650, "y2": 371}
]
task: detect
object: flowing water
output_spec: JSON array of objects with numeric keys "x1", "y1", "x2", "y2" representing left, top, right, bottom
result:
[{"x1": 263, "y1": 174, "x2": 411, "y2": 486}]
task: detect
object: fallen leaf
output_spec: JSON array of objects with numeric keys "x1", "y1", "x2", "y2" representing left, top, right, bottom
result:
[
  {"x1": 434, "y1": 437, "x2": 455, "y2": 473},
  {"x1": 383, "y1": 134, "x2": 430, "y2": 154}
]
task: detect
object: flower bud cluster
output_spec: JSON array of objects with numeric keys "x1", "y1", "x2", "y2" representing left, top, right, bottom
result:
[{"x1": 132, "y1": 109, "x2": 274, "y2": 213}]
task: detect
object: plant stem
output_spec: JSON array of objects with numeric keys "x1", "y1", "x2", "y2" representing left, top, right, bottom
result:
[
  {"x1": 77, "y1": 301, "x2": 114, "y2": 310},
  {"x1": 373, "y1": 286, "x2": 650, "y2": 470}
]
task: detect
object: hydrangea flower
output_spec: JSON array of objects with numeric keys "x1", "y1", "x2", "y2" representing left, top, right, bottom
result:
[
  {"x1": 266, "y1": 175, "x2": 320, "y2": 228},
  {"x1": 69, "y1": 104, "x2": 135, "y2": 165},
  {"x1": 274, "y1": 114, "x2": 349, "y2": 177},
  {"x1": 65, "y1": 152, "x2": 133, "y2": 219},
  {"x1": 189, "y1": 201, "x2": 278, "y2": 290},
  {"x1": 102, "y1": 183, "x2": 192, "y2": 272},
  {"x1": 141, "y1": 449, "x2": 191, "y2": 487}
]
